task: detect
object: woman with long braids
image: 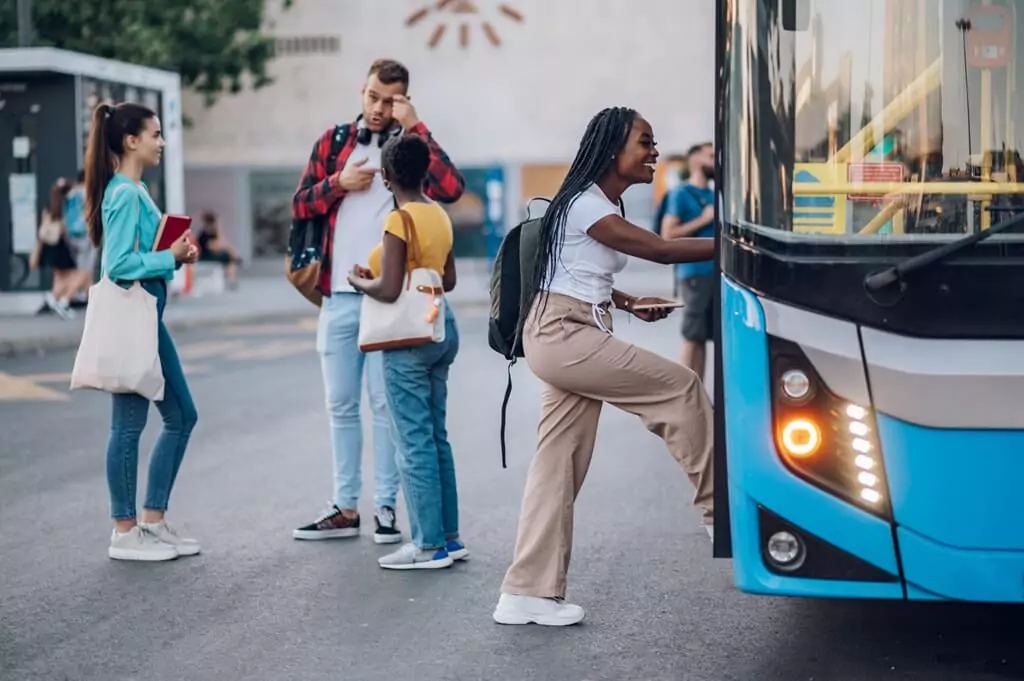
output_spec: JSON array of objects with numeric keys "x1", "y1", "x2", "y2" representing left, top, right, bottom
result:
[
  {"x1": 493, "y1": 108, "x2": 716, "y2": 626},
  {"x1": 85, "y1": 102, "x2": 201, "y2": 561}
]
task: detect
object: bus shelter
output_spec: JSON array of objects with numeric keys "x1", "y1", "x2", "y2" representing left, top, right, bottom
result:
[{"x1": 0, "y1": 47, "x2": 183, "y2": 312}]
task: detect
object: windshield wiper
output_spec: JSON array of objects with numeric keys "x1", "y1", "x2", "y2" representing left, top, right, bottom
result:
[{"x1": 864, "y1": 211, "x2": 1024, "y2": 292}]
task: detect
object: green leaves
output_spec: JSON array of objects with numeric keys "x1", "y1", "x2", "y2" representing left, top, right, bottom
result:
[{"x1": 0, "y1": 0, "x2": 291, "y2": 106}]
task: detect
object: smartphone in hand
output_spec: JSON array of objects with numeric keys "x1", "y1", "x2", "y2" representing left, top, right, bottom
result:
[{"x1": 632, "y1": 297, "x2": 685, "y2": 311}]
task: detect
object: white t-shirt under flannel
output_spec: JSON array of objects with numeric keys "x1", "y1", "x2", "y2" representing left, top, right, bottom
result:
[{"x1": 330, "y1": 134, "x2": 394, "y2": 293}]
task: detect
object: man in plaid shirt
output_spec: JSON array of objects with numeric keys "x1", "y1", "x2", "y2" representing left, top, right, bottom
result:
[{"x1": 291, "y1": 59, "x2": 465, "y2": 545}]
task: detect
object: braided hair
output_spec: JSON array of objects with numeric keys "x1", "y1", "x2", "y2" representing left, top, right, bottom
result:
[{"x1": 524, "y1": 106, "x2": 637, "y2": 318}]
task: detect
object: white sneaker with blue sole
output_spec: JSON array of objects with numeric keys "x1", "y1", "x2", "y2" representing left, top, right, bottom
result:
[
  {"x1": 446, "y1": 539, "x2": 469, "y2": 561},
  {"x1": 378, "y1": 542, "x2": 453, "y2": 570}
]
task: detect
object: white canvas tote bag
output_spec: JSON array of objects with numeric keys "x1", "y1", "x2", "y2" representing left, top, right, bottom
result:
[{"x1": 70, "y1": 277, "x2": 164, "y2": 401}]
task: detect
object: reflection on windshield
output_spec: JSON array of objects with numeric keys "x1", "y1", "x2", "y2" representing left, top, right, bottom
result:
[{"x1": 723, "y1": 0, "x2": 1024, "y2": 239}]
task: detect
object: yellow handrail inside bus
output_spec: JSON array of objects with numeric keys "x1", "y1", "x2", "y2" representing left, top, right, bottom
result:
[
  {"x1": 857, "y1": 202, "x2": 904, "y2": 235},
  {"x1": 833, "y1": 58, "x2": 943, "y2": 164},
  {"x1": 794, "y1": 182, "x2": 1024, "y2": 196}
]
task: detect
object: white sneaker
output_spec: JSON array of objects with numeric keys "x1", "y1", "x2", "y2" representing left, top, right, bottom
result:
[
  {"x1": 140, "y1": 520, "x2": 201, "y2": 556},
  {"x1": 492, "y1": 593, "x2": 585, "y2": 626},
  {"x1": 378, "y1": 542, "x2": 453, "y2": 570},
  {"x1": 108, "y1": 526, "x2": 178, "y2": 562},
  {"x1": 705, "y1": 525, "x2": 714, "y2": 542}
]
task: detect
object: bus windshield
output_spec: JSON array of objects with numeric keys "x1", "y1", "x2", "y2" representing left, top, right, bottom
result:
[{"x1": 722, "y1": 0, "x2": 1024, "y2": 242}]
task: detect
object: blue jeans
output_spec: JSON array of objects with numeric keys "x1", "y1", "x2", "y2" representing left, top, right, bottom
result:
[
  {"x1": 383, "y1": 307, "x2": 460, "y2": 550},
  {"x1": 317, "y1": 292, "x2": 399, "y2": 510},
  {"x1": 107, "y1": 280, "x2": 198, "y2": 520}
]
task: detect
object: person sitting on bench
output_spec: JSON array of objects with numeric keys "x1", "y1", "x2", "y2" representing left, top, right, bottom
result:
[{"x1": 196, "y1": 211, "x2": 241, "y2": 288}]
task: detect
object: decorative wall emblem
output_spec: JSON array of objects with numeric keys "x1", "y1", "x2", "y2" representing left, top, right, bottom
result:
[{"x1": 406, "y1": 0, "x2": 525, "y2": 49}]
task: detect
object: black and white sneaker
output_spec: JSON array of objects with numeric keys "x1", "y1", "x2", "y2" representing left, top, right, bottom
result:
[
  {"x1": 374, "y1": 506, "x2": 403, "y2": 544},
  {"x1": 292, "y1": 504, "x2": 361, "y2": 540}
]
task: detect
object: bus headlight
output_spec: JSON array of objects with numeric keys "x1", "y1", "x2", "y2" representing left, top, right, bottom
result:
[
  {"x1": 769, "y1": 337, "x2": 891, "y2": 519},
  {"x1": 780, "y1": 369, "x2": 813, "y2": 403}
]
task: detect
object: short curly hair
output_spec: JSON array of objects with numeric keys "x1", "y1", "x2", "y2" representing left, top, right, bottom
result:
[{"x1": 381, "y1": 133, "x2": 431, "y2": 191}]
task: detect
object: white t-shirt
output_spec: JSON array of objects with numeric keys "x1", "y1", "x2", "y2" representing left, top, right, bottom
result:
[
  {"x1": 331, "y1": 134, "x2": 395, "y2": 293},
  {"x1": 545, "y1": 184, "x2": 628, "y2": 304}
]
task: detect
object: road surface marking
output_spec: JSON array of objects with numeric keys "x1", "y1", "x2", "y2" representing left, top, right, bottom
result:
[
  {"x1": 231, "y1": 340, "x2": 315, "y2": 361},
  {"x1": 217, "y1": 318, "x2": 317, "y2": 336},
  {"x1": 178, "y1": 340, "x2": 247, "y2": 360},
  {"x1": 0, "y1": 372, "x2": 69, "y2": 402}
]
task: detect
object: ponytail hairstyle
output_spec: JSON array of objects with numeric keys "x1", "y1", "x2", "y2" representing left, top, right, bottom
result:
[
  {"x1": 84, "y1": 102, "x2": 157, "y2": 247},
  {"x1": 522, "y1": 106, "x2": 637, "y2": 320},
  {"x1": 47, "y1": 177, "x2": 70, "y2": 221}
]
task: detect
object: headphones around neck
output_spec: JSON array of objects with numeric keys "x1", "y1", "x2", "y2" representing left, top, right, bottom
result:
[{"x1": 356, "y1": 114, "x2": 402, "y2": 148}]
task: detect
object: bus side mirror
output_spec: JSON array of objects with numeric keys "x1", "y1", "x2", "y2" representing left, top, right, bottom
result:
[{"x1": 782, "y1": 0, "x2": 810, "y2": 31}]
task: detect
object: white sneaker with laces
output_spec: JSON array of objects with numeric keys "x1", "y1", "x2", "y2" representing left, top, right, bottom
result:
[
  {"x1": 378, "y1": 542, "x2": 453, "y2": 570},
  {"x1": 140, "y1": 520, "x2": 201, "y2": 556},
  {"x1": 492, "y1": 593, "x2": 585, "y2": 626},
  {"x1": 108, "y1": 526, "x2": 178, "y2": 562}
]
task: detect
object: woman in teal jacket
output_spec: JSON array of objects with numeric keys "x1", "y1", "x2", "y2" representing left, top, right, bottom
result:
[{"x1": 84, "y1": 102, "x2": 200, "y2": 562}]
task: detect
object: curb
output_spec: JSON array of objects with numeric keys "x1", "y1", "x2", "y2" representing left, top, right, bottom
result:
[{"x1": 0, "y1": 298, "x2": 493, "y2": 359}]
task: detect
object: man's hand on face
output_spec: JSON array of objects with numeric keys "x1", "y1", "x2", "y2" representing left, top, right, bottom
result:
[
  {"x1": 391, "y1": 94, "x2": 420, "y2": 131},
  {"x1": 333, "y1": 157, "x2": 376, "y2": 193}
]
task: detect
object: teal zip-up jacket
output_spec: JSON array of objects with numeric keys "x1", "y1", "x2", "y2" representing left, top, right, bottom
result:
[{"x1": 100, "y1": 174, "x2": 176, "y2": 282}]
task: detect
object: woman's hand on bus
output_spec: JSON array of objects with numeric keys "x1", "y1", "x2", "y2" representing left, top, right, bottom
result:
[
  {"x1": 671, "y1": 236, "x2": 715, "y2": 262},
  {"x1": 588, "y1": 215, "x2": 715, "y2": 265}
]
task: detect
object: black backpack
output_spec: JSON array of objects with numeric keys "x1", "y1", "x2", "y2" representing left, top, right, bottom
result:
[
  {"x1": 488, "y1": 196, "x2": 624, "y2": 468},
  {"x1": 488, "y1": 199, "x2": 548, "y2": 468},
  {"x1": 285, "y1": 124, "x2": 350, "y2": 306}
]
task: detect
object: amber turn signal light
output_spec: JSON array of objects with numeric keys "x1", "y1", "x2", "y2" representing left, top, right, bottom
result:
[{"x1": 779, "y1": 418, "x2": 821, "y2": 458}]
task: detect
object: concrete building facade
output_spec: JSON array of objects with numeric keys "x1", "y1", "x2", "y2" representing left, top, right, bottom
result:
[{"x1": 181, "y1": 0, "x2": 717, "y2": 260}]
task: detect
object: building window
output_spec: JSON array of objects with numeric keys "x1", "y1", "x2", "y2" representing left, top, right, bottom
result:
[{"x1": 273, "y1": 36, "x2": 341, "y2": 57}]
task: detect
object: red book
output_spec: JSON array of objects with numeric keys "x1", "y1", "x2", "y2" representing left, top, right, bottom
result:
[{"x1": 153, "y1": 214, "x2": 193, "y2": 252}]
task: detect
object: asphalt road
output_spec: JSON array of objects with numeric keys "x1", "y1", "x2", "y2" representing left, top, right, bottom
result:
[{"x1": 2, "y1": 305, "x2": 1023, "y2": 681}]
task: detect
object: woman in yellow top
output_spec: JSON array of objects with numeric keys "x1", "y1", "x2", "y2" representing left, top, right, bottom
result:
[{"x1": 348, "y1": 133, "x2": 464, "y2": 571}]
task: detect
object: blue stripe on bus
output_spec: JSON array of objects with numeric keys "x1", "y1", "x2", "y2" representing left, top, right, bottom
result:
[{"x1": 795, "y1": 196, "x2": 835, "y2": 208}]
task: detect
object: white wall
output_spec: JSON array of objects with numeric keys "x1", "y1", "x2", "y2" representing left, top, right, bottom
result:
[{"x1": 183, "y1": 0, "x2": 716, "y2": 168}]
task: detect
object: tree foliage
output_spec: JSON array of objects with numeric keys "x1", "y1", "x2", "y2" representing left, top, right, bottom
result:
[{"x1": 1, "y1": 0, "x2": 291, "y2": 105}]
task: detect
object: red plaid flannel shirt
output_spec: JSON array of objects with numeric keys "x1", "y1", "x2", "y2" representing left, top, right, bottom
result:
[{"x1": 291, "y1": 121, "x2": 466, "y2": 296}]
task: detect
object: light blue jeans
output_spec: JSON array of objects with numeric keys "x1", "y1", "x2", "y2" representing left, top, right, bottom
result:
[
  {"x1": 107, "y1": 279, "x2": 198, "y2": 520},
  {"x1": 317, "y1": 292, "x2": 399, "y2": 510},
  {"x1": 382, "y1": 307, "x2": 460, "y2": 550}
]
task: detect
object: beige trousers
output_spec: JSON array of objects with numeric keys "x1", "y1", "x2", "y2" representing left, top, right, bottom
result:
[{"x1": 501, "y1": 293, "x2": 714, "y2": 599}]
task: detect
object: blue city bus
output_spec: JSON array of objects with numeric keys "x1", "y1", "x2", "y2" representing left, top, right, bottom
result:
[{"x1": 712, "y1": 0, "x2": 1024, "y2": 602}]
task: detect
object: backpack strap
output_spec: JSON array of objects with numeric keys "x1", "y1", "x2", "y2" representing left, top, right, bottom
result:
[
  {"x1": 499, "y1": 357, "x2": 516, "y2": 469},
  {"x1": 395, "y1": 209, "x2": 423, "y2": 292},
  {"x1": 326, "y1": 124, "x2": 350, "y2": 176}
]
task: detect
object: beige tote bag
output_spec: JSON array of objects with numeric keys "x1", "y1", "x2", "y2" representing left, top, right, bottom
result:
[{"x1": 70, "y1": 277, "x2": 164, "y2": 401}]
